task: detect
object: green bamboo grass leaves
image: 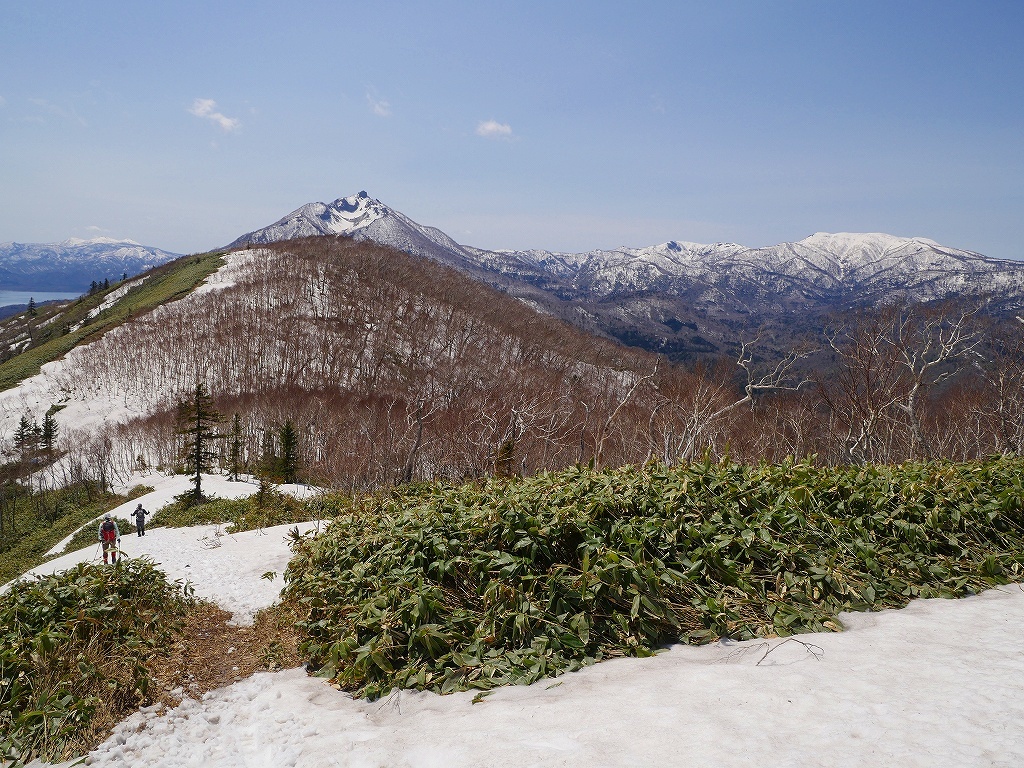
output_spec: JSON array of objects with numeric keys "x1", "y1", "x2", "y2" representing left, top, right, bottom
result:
[
  {"x1": 0, "y1": 560, "x2": 191, "y2": 765},
  {"x1": 284, "y1": 457, "x2": 1024, "y2": 700}
]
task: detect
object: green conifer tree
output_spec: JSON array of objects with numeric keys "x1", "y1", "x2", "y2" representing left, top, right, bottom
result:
[
  {"x1": 176, "y1": 383, "x2": 224, "y2": 505},
  {"x1": 260, "y1": 428, "x2": 277, "y2": 477},
  {"x1": 13, "y1": 416, "x2": 37, "y2": 459},
  {"x1": 494, "y1": 436, "x2": 517, "y2": 478},
  {"x1": 255, "y1": 428, "x2": 278, "y2": 508},
  {"x1": 41, "y1": 412, "x2": 58, "y2": 453},
  {"x1": 228, "y1": 413, "x2": 244, "y2": 481},
  {"x1": 279, "y1": 420, "x2": 299, "y2": 485}
]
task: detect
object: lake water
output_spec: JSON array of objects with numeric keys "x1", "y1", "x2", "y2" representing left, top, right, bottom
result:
[{"x1": 0, "y1": 290, "x2": 81, "y2": 307}]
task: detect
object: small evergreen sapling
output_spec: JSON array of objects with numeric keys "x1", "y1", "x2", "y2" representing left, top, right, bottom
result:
[
  {"x1": 228, "y1": 413, "x2": 244, "y2": 481},
  {"x1": 175, "y1": 383, "x2": 225, "y2": 505},
  {"x1": 255, "y1": 427, "x2": 278, "y2": 508},
  {"x1": 279, "y1": 420, "x2": 299, "y2": 485}
]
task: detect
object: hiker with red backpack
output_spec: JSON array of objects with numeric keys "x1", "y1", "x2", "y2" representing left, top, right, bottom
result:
[{"x1": 98, "y1": 513, "x2": 121, "y2": 564}]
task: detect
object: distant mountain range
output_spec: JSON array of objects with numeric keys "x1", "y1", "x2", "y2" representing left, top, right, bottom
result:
[
  {"x1": 6, "y1": 196, "x2": 1021, "y2": 358},
  {"x1": 5, "y1": 196, "x2": 1023, "y2": 475},
  {"x1": 230, "y1": 193, "x2": 1024, "y2": 360},
  {"x1": 0, "y1": 238, "x2": 180, "y2": 294}
]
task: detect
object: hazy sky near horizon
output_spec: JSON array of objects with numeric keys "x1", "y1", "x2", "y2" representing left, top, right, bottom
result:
[{"x1": 1, "y1": 1, "x2": 1022, "y2": 258}]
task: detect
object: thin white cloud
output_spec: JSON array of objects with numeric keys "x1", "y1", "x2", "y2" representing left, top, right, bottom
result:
[
  {"x1": 29, "y1": 97, "x2": 86, "y2": 126},
  {"x1": 476, "y1": 119, "x2": 513, "y2": 139},
  {"x1": 188, "y1": 98, "x2": 240, "y2": 132},
  {"x1": 367, "y1": 93, "x2": 391, "y2": 117},
  {"x1": 86, "y1": 225, "x2": 108, "y2": 233}
]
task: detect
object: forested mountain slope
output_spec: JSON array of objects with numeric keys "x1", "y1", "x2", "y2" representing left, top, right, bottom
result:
[
  {"x1": 2, "y1": 235, "x2": 1023, "y2": 491},
  {"x1": 231, "y1": 193, "x2": 1024, "y2": 362},
  {"x1": 1, "y1": 237, "x2": 697, "y2": 488}
]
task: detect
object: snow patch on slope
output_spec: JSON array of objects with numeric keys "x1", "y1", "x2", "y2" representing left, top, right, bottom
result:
[
  {"x1": 0, "y1": 251, "x2": 252, "y2": 444},
  {"x1": 70, "y1": 277, "x2": 149, "y2": 330},
  {"x1": 38, "y1": 582, "x2": 1024, "y2": 766},
  {"x1": 15, "y1": 473, "x2": 323, "y2": 625}
]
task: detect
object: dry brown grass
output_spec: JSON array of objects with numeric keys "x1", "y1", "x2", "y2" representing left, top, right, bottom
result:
[
  {"x1": 146, "y1": 600, "x2": 302, "y2": 707},
  {"x1": 72, "y1": 600, "x2": 303, "y2": 756},
  {"x1": 25, "y1": 634, "x2": 154, "y2": 761}
]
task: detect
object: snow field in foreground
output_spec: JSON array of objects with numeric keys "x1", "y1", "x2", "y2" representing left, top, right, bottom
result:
[
  {"x1": 21, "y1": 473, "x2": 323, "y2": 625},
  {"x1": 20, "y1": 471, "x2": 1024, "y2": 767},
  {"x1": 41, "y1": 585, "x2": 1024, "y2": 767}
]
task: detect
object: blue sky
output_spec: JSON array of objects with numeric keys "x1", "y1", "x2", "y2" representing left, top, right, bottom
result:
[{"x1": 1, "y1": 1, "x2": 1022, "y2": 258}]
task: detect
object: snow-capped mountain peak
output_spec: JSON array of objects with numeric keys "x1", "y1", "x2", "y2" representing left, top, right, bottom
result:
[
  {"x1": 229, "y1": 195, "x2": 1024, "y2": 293},
  {"x1": 226, "y1": 196, "x2": 1024, "y2": 364},
  {"x1": 227, "y1": 192, "x2": 474, "y2": 267},
  {"x1": 59, "y1": 237, "x2": 143, "y2": 247},
  {"x1": 228, "y1": 191, "x2": 390, "y2": 247}
]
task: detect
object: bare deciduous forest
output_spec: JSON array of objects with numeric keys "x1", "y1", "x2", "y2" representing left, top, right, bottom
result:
[{"x1": 27, "y1": 237, "x2": 1024, "y2": 490}]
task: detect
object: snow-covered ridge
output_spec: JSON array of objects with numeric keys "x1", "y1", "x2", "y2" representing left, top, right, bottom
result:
[
  {"x1": 59, "y1": 237, "x2": 143, "y2": 247},
  {"x1": 0, "y1": 238, "x2": 180, "y2": 292},
  {"x1": 229, "y1": 193, "x2": 1024, "y2": 305},
  {"x1": 499, "y1": 231, "x2": 1013, "y2": 284}
]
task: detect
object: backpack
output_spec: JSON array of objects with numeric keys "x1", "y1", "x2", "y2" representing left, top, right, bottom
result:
[{"x1": 101, "y1": 520, "x2": 117, "y2": 542}]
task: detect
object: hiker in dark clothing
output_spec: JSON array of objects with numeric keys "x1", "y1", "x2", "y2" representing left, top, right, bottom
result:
[
  {"x1": 133, "y1": 503, "x2": 150, "y2": 537},
  {"x1": 98, "y1": 513, "x2": 121, "y2": 564}
]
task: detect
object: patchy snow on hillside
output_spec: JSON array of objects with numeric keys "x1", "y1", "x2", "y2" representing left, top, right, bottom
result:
[
  {"x1": 23, "y1": 497, "x2": 1024, "y2": 767},
  {"x1": 87, "y1": 277, "x2": 147, "y2": 319},
  {"x1": 13, "y1": 473, "x2": 322, "y2": 624},
  {"x1": 0, "y1": 249, "x2": 255, "y2": 443},
  {"x1": 192, "y1": 248, "x2": 269, "y2": 295},
  {"x1": 24, "y1": 519, "x2": 321, "y2": 627},
  {"x1": 41, "y1": 472, "x2": 319, "y2": 557}
]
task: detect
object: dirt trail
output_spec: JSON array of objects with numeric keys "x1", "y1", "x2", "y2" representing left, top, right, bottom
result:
[{"x1": 147, "y1": 602, "x2": 302, "y2": 709}]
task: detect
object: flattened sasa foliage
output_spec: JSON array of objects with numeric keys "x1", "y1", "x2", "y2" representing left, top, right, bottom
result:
[
  {"x1": 284, "y1": 457, "x2": 1024, "y2": 700},
  {"x1": 0, "y1": 560, "x2": 191, "y2": 764}
]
